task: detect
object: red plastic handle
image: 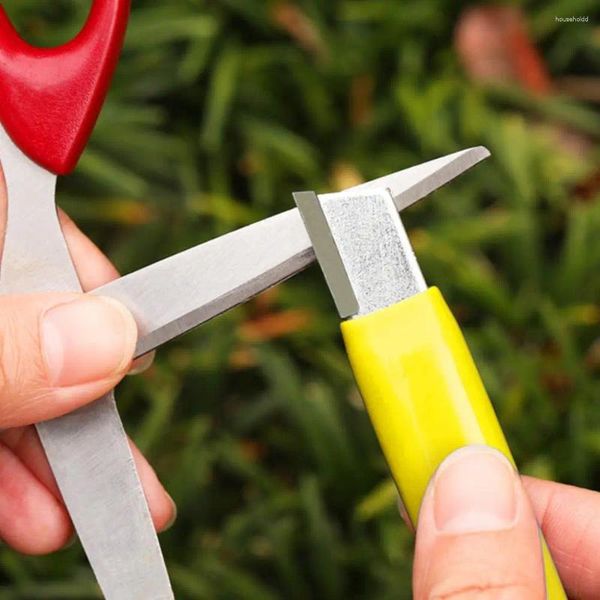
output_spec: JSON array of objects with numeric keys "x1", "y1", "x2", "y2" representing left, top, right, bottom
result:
[{"x1": 0, "y1": 1, "x2": 130, "y2": 175}]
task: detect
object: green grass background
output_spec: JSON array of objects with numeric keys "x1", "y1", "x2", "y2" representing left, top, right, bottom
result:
[{"x1": 1, "y1": 0, "x2": 600, "y2": 597}]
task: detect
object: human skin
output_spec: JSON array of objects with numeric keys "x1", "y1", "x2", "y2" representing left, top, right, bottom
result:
[{"x1": 413, "y1": 445, "x2": 600, "y2": 599}]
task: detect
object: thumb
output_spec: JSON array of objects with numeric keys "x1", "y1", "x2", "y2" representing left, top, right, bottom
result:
[
  {"x1": 0, "y1": 293, "x2": 137, "y2": 428},
  {"x1": 413, "y1": 445, "x2": 546, "y2": 600}
]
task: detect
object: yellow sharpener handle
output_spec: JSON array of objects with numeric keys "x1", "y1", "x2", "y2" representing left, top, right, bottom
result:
[{"x1": 341, "y1": 287, "x2": 565, "y2": 599}]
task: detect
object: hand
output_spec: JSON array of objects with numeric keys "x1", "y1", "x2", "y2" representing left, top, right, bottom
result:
[
  {"x1": 0, "y1": 170, "x2": 175, "y2": 555},
  {"x1": 412, "y1": 445, "x2": 600, "y2": 599}
]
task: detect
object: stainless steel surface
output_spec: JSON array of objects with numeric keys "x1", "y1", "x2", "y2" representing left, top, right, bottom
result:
[
  {"x1": 95, "y1": 148, "x2": 488, "y2": 354},
  {"x1": 352, "y1": 146, "x2": 490, "y2": 212},
  {"x1": 293, "y1": 191, "x2": 359, "y2": 318},
  {"x1": 94, "y1": 208, "x2": 315, "y2": 357},
  {"x1": 302, "y1": 188, "x2": 426, "y2": 317},
  {"x1": 0, "y1": 124, "x2": 173, "y2": 600}
]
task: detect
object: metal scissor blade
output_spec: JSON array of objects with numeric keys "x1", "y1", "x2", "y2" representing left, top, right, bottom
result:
[
  {"x1": 95, "y1": 209, "x2": 315, "y2": 357},
  {"x1": 0, "y1": 125, "x2": 172, "y2": 600},
  {"x1": 93, "y1": 147, "x2": 489, "y2": 357},
  {"x1": 351, "y1": 146, "x2": 490, "y2": 211}
]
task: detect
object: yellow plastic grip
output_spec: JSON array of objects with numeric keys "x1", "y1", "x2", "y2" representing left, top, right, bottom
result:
[{"x1": 341, "y1": 287, "x2": 565, "y2": 598}]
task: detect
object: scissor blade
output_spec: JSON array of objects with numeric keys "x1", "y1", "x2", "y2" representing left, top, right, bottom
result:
[
  {"x1": 94, "y1": 147, "x2": 489, "y2": 356},
  {"x1": 0, "y1": 125, "x2": 172, "y2": 600},
  {"x1": 351, "y1": 146, "x2": 490, "y2": 211},
  {"x1": 96, "y1": 209, "x2": 315, "y2": 357}
]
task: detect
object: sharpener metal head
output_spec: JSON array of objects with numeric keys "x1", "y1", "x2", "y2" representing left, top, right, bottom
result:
[{"x1": 294, "y1": 188, "x2": 427, "y2": 319}]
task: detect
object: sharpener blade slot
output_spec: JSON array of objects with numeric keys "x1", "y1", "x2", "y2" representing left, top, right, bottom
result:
[{"x1": 295, "y1": 188, "x2": 426, "y2": 318}]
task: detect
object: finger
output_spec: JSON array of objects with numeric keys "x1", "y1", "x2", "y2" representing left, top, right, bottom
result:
[
  {"x1": 0, "y1": 293, "x2": 137, "y2": 428},
  {"x1": 0, "y1": 169, "x2": 117, "y2": 291},
  {"x1": 130, "y1": 443, "x2": 177, "y2": 532},
  {"x1": 57, "y1": 209, "x2": 120, "y2": 291},
  {"x1": 58, "y1": 209, "x2": 156, "y2": 374},
  {"x1": 413, "y1": 445, "x2": 545, "y2": 600},
  {"x1": 0, "y1": 427, "x2": 61, "y2": 498},
  {"x1": 0, "y1": 441, "x2": 72, "y2": 555},
  {"x1": 0, "y1": 427, "x2": 176, "y2": 534},
  {"x1": 523, "y1": 476, "x2": 600, "y2": 600},
  {"x1": 0, "y1": 167, "x2": 116, "y2": 291},
  {"x1": 0, "y1": 170, "x2": 153, "y2": 374}
]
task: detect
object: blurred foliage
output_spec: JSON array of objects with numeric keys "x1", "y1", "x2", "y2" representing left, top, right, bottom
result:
[{"x1": 1, "y1": 0, "x2": 600, "y2": 598}]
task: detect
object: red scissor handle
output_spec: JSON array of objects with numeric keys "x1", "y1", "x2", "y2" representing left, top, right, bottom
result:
[{"x1": 0, "y1": 1, "x2": 130, "y2": 175}]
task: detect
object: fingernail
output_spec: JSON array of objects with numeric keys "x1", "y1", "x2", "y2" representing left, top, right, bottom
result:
[
  {"x1": 397, "y1": 495, "x2": 415, "y2": 533},
  {"x1": 163, "y1": 494, "x2": 178, "y2": 532},
  {"x1": 128, "y1": 350, "x2": 156, "y2": 376},
  {"x1": 42, "y1": 296, "x2": 137, "y2": 387},
  {"x1": 433, "y1": 446, "x2": 518, "y2": 533},
  {"x1": 64, "y1": 532, "x2": 78, "y2": 549}
]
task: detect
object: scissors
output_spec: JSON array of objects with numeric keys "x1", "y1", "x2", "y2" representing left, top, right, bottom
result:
[
  {"x1": 0, "y1": 2, "x2": 172, "y2": 599},
  {"x1": 0, "y1": 3, "x2": 566, "y2": 599}
]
